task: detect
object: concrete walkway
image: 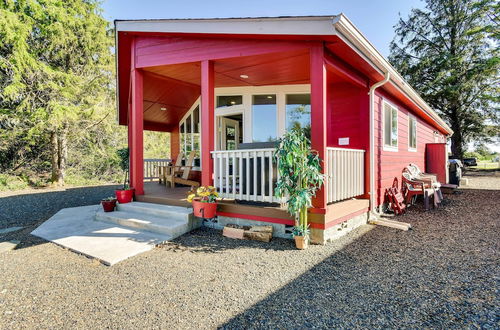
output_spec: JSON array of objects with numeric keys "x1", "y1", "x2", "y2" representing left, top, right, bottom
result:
[{"x1": 31, "y1": 205, "x2": 170, "y2": 265}]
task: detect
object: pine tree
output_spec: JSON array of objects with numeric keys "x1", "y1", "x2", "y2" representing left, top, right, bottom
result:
[
  {"x1": 0, "y1": 0, "x2": 114, "y2": 184},
  {"x1": 389, "y1": 0, "x2": 499, "y2": 159}
]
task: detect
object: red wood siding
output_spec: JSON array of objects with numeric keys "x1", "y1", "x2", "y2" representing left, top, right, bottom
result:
[
  {"x1": 327, "y1": 82, "x2": 369, "y2": 150},
  {"x1": 373, "y1": 90, "x2": 446, "y2": 205},
  {"x1": 134, "y1": 36, "x2": 312, "y2": 68}
]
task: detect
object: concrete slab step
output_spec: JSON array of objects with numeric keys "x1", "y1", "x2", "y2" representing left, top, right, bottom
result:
[
  {"x1": 117, "y1": 202, "x2": 192, "y2": 221},
  {"x1": 95, "y1": 210, "x2": 190, "y2": 239}
]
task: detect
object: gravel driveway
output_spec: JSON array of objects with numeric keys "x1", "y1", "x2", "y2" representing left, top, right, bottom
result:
[{"x1": 0, "y1": 174, "x2": 499, "y2": 329}]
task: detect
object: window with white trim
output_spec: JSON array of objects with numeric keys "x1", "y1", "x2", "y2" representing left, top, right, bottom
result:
[
  {"x1": 383, "y1": 101, "x2": 398, "y2": 150},
  {"x1": 179, "y1": 104, "x2": 201, "y2": 168},
  {"x1": 285, "y1": 93, "x2": 311, "y2": 137},
  {"x1": 408, "y1": 115, "x2": 417, "y2": 151}
]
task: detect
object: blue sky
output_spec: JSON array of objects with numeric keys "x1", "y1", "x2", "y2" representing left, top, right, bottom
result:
[{"x1": 102, "y1": 0, "x2": 424, "y2": 57}]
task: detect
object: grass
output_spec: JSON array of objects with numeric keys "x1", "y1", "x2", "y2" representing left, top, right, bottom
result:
[
  {"x1": 469, "y1": 162, "x2": 500, "y2": 170},
  {"x1": 0, "y1": 174, "x2": 30, "y2": 191}
]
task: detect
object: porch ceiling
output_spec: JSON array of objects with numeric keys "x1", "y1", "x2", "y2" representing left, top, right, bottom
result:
[
  {"x1": 141, "y1": 49, "x2": 311, "y2": 130},
  {"x1": 143, "y1": 49, "x2": 310, "y2": 87}
]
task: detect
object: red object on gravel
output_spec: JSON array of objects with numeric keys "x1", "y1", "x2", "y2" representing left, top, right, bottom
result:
[{"x1": 115, "y1": 189, "x2": 134, "y2": 204}]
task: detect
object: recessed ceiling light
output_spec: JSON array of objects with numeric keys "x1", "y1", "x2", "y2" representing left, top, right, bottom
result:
[
  {"x1": 240, "y1": 74, "x2": 249, "y2": 79},
  {"x1": 267, "y1": 95, "x2": 273, "y2": 99},
  {"x1": 230, "y1": 101, "x2": 236, "y2": 105},
  {"x1": 160, "y1": 107, "x2": 167, "y2": 111}
]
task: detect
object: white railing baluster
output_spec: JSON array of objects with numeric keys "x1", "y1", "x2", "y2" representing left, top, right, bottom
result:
[
  {"x1": 143, "y1": 158, "x2": 172, "y2": 181},
  {"x1": 232, "y1": 153, "x2": 237, "y2": 198}
]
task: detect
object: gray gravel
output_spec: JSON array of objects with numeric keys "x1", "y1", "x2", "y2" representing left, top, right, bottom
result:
[
  {"x1": 0, "y1": 184, "x2": 120, "y2": 247},
  {"x1": 0, "y1": 175, "x2": 499, "y2": 329}
]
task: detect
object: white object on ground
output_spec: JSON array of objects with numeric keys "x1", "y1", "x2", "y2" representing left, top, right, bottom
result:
[{"x1": 31, "y1": 205, "x2": 173, "y2": 266}]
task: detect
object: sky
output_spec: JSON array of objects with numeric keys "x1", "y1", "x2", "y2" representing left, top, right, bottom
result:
[{"x1": 102, "y1": 0, "x2": 424, "y2": 57}]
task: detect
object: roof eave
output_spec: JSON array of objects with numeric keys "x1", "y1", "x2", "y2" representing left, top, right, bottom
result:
[{"x1": 333, "y1": 14, "x2": 453, "y2": 136}]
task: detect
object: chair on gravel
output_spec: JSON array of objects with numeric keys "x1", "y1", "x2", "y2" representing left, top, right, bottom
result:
[
  {"x1": 402, "y1": 172, "x2": 441, "y2": 211},
  {"x1": 385, "y1": 177, "x2": 406, "y2": 215},
  {"x1": 404, "y1": 166, "x2": 444, "y2": 203},
  {"x1": 408, "y1": 163, "x2": 440, "y2": 188}
]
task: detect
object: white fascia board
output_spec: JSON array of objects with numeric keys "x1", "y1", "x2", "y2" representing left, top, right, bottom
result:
[
  {"x1": 333, "y1": 14, "x2": 453, "y2": 135},
  {"x1": 115, "y1": 16, "x2": 338, "y2": 35}
]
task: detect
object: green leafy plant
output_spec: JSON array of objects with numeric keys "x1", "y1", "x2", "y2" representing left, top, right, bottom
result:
[
  {"x1": 102, "y1": 196, "x2": 117, "y2": 201},
  {"x1": 274, "y1": 127, "x2": 324, "y2": 238},
  {"x1": 116, "y1": 148, "x2": 130, "y2": 190}
]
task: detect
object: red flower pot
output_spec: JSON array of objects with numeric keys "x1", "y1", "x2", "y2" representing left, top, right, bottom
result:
[
  {"x1": 101, "y1": 199, "x2": 117, "y2": 212},
  {"x1": 115, "y1": 188, "x2": 135, "y2": 204},
  {"x1": 192, "y1": 200, "x2": 217, "y2": 218}
]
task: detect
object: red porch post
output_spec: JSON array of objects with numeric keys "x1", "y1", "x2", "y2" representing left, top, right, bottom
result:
[
  {"x1": 129, "y1": 67, "x2": 144, "y2": 195},
  {"x1": 201, "y1": 60, "x2": 215, "y2": 186},
  {"x1": 310, "y1": 44, "x2": 328, "y2": 210}
]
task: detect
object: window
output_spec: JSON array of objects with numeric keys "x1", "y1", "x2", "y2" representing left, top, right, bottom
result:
[
  {"x1": 383, "y1": 101, "x2": 398, "y2": 150},
  {"x1": 408, "y1": 115, "x2": 417, "y2": 151},
  {"x1": 217, "y1": 95, "x2": 243, "y2": 108},
  {"x1": 252, "y1": 94, "x2": 277, "y2": 142},
  {"x1": 285, "y1": 94, "x2": 311, "y2": 137},
  {"x1": 180, "y1": 104, "x2": 201, "y2": 167}
]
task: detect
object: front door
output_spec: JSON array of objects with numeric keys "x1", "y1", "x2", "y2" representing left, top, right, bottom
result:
[{"x1": 218, "y1": 117, "x2": 240, "y2": 150}]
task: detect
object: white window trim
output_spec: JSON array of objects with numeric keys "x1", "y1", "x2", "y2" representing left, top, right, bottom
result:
[
  {"x1": 382, "y1": 99, "x2": 399, "y2": 152},
  {"x1": 179, "y1": 97, "x2": 201, "y2": 170},
  {"x1": 214, "y1": 84, "x2": 311, "y2": 144},
  {"x1": 408, "y1": 114, "x2": 417, "y2": 152}
]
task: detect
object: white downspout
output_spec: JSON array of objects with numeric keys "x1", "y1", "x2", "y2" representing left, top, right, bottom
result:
[{"x1": 368, "y1": 72, "x2": 390, "y2": 219}]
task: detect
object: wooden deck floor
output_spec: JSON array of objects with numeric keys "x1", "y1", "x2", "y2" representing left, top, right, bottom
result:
[{"x1": 137, "y1": 182, "x2": 369, "y2": 228}]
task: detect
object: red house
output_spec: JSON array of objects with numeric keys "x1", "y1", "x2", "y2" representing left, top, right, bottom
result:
[{"x1": 115, "y1": 15, "x2": 452, "y2": 243}]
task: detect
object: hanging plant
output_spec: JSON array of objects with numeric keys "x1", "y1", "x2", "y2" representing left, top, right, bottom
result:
[{"x1": 274, "y1": 127, "x2": 324, "y2": 249}]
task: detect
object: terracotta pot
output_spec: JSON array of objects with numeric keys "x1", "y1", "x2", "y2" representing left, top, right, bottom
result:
[
  {"x1": 192, "y1": 200, "x2": 217, "y2": 218},
  {"x1": 115, "y1": 188, "x2": 135, "y2": 204},
  {"x1": 294, "y1": 235, "x2": 309, "y2": 250},
  {"x1": 101, "y1": 199, "x2": 117, "y2": 212}
]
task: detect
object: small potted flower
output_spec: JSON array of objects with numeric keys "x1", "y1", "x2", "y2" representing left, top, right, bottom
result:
[
  {"x1": 187, "y1": 186, "x2": 219, "y2": 218},
  {"x1": 115, "y1": 148, "x2": 135, "y2": 204},
  {"x1": 101, "y1": 197, "x2": 117, "y2": 212}
]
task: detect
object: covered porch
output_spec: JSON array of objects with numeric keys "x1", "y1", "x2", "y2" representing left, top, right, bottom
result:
[{"x1": 117, "y1": 30, "x2": 372, "y2": 233}]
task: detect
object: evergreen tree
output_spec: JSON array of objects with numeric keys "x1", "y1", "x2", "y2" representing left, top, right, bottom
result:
[
  {"x1": 0, "y1": 0, "x2": 115, "y2": 184},
  {"x1": 389, "y1": 0, "x2": 499, "y2": 159}
]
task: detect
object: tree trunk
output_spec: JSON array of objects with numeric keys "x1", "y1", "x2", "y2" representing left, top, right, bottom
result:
[
  {"x1": 57, "y1": 123, "x2": 68, "y2": 185},
  {"x1": 50, "y1": 124, "x2": 68, "y2": 186},
  {"x1": 50, "y1": 131, "x2": 59, "y2": 183}
]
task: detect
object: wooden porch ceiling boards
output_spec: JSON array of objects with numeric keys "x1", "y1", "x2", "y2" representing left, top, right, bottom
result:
[
  {"x1": 142, "y1": 49, "x2": 310, "y2": 88},
  {"x1": 142, "y1": 71, "x2": 200, "y2": 129}
]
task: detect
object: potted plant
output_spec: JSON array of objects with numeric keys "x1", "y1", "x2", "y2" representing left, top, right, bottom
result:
[
  {"x1": 274, "y1": 127, "x2": 324, "y2": 250},
  {"x1": 101, "y1": 197, "x2": 117, "y2": 212},
  {"x1": 187, "y1": 186, "x2": 219, "y2": 218},
  {"x1": 115, "y1": 148, "x2": 135, "y2": 204}
]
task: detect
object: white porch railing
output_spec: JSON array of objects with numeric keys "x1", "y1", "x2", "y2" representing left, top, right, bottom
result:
[
  {"x1": 144, "y1": 158, "x2": 171, "y2": 181},
  {"x1": 326, "y1": 147, "x2": 365, "y2": 203},
  {"x1": 211, "y1": 149, "x2": 283, "y2": 203}
]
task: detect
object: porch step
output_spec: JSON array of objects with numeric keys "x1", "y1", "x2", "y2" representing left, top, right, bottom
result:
[
  {"x1": 117, "y1": 201, "x2": 192, "y2": 221},
  {"x1": 95, "y1": 202, "x2": 198, "y2": 239}
]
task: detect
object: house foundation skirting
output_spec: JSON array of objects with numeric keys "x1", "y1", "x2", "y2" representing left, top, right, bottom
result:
[
  {"x1": 310, "y1": 212, "x2": 369, "y2": 245},
  {"x1": 210, "y1": 211, "x2": 369, "y2": 243}
]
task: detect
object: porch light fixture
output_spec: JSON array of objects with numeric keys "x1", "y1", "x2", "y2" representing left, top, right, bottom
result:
[
  {"x1": 160, "y1": 107, "x2": 167, "y2": 111},
  {"x1": 239, "y1": 74, "x2": 249, "y2": 79}
]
